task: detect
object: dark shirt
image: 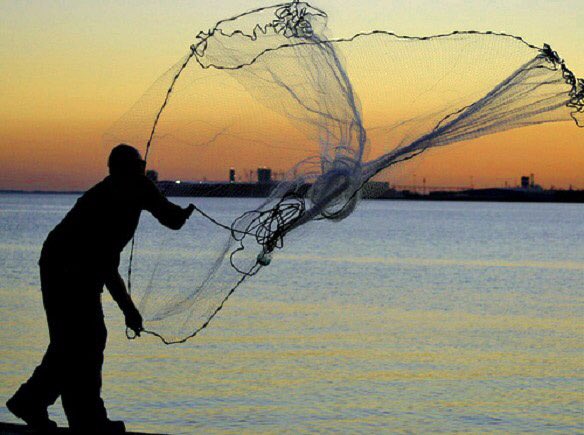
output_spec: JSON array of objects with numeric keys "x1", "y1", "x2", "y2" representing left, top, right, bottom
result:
[{"x1": 41, "y1": 175, "x2": 186, "y2": 280}]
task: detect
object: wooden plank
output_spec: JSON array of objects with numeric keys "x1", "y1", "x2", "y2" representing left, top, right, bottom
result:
[{"x1": 0, "y1": 422, "x2": 166, "y2": 435}]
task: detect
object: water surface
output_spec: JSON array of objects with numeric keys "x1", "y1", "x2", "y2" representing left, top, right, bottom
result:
[{"x1": 0, "y1": 194, "x2": 582, "y2": 433}]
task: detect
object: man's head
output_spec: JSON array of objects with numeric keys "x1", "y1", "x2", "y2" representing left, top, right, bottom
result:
[{"x1": 108, "y1": 144, "x2": 146, "y2": 177}]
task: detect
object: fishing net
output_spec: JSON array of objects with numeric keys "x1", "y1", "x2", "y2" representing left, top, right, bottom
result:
[{"x1": 107, "y1": 1, "x2": 583, "y2": 344}]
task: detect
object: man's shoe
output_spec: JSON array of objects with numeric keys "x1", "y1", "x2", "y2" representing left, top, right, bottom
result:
[
  {"x1": 6, "y1": 395, "x2": 58, "y2": 431},
  {"x1": 70, "y1": 418, "x2": 126, "y2": 434},
  {"x1": 98, "y1": 419, "x2": 126, "y2": 434}
]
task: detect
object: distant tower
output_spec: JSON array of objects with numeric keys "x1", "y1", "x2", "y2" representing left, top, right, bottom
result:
[
  {"x1": 229, "y1": 168, "x2": 236, "y2": 183},
  {"x1": 257, "y1": 167, "x2": 272, "y2": 184},
  {"x1": 521, "y1": 176, "x2": 530, "y2": 189},
  {"x1": 530, "y1": 173, "x2": 535, "y2": 188}
]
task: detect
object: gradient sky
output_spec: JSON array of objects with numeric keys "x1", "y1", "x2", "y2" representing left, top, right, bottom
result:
[{"x1": 1, "y1": 0, "x2": 582, "y2": 190}]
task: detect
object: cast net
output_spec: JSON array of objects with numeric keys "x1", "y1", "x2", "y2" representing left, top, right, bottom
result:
[{"x1": 107, "y1": 1, "x2": 583, "y2": 344}]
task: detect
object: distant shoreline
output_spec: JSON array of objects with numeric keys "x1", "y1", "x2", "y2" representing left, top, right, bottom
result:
[
  {"x1": 2, "y1": 187, "x2": 583, "y2": 204},
  {"x1": 0, "y1": 190, "x2": 85, "y2": 195}
]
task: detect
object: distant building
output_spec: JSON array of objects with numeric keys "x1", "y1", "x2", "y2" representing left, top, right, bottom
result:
[
  {"x1": 521, "y1": 174, "x2": 540, "y2": 190},
  {"x1": 229, "y1": 168, "x2": 236, "y2": 183},
  {"x1": 257, "y1": 167, "x2": 272, "y2": 184}
]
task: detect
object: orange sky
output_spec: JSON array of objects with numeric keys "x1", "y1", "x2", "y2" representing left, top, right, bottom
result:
[{"x1": 0, "y1": 0, "x2": 582, "y2": 191}]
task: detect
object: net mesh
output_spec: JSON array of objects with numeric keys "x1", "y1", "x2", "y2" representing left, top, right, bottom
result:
[{"x1": 106, "y1": 1, "x2": 583, "y2": 343}]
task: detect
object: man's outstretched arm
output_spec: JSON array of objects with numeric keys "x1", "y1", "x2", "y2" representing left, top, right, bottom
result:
[
  {"x1": 105, "y1": 269, "x2": 143, "y2": 336},
  {"x1": 143, "y1": 178, "x2": 194, "y2": 230}
]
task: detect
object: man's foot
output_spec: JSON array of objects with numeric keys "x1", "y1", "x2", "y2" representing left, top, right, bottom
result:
[
  {"x1": 76, "y1": 419, "x2": 124, "y2": 434},
  {"x1": 71, "y1": 419, "x2": 126, "y2": 434},
  {"x1": 100, "y1": 419, "x2": 126, "y2": 434},
  {"x1": 6, "y1": 395, "x2": 58, "y2": 431}
]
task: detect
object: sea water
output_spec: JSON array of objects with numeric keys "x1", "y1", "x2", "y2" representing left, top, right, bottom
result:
[{"x1": 0, "y1": 193, "x2": 582, "y2": 434}]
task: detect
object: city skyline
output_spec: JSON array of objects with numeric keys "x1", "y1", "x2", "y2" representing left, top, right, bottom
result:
[{"x1": 1, "y1": 0, "x2": 582, "y2": 190}]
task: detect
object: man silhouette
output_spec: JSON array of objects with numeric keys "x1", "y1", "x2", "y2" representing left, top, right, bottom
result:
[{"x1": 7, "y1": 144, "x2": 194, "y2": 433}]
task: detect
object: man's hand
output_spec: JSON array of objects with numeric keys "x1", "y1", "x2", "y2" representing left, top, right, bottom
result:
[
  {"x1": 185, "y1": 204, "x2": 195, "y2": 219},
  {"x1": 124, "y1": 306, "x2": 144, "y2": 337},
  {"x1": 106, "y1": 268, "x2": 144, "y2": 336}
]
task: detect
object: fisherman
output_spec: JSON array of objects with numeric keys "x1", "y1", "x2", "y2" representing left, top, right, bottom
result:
[{"x1": 6, "y1": 144, "x2": 194, "y2": 433}]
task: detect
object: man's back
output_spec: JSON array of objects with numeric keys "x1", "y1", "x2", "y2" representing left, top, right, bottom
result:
[{"x1": 43, "y1": 174, "x2": 186, "y2": 274}]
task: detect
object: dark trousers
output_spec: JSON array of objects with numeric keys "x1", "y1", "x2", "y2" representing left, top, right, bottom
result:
[{"x1": 11, "y1": 259, "x2": 108, "y2": 430}]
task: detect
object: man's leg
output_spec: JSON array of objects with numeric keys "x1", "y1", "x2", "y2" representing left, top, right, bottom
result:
[
  {"x1": 7, "y1": 263, "x2": 63, "y2": 428},
  {"x1": 8, "y1": 343, "x2": 61, "y2": 409},
  {"x1": 60, "y1": 293, "x2": 110, "y2": 432}
]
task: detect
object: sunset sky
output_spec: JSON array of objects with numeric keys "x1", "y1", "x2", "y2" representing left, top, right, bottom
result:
[{"x1": 1, "y1": 0, "x2": 582, "y2": 190}]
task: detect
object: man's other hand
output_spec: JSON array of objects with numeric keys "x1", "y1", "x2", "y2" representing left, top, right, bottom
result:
[
  {"x1": 125, "y1": 307, "x2": 144, "y2": 337},
  {"x1": 185, "y1": 204, "x2": 195, "y2": 219}
]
